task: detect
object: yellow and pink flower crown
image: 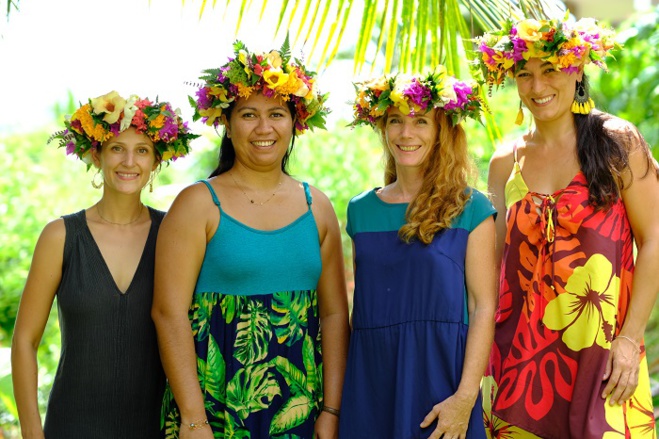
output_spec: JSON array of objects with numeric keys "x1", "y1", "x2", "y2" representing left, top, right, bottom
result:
[
  {"x1": 475, "y1": 13, "x2": 620, "y2": 89},
  {"x1": 190, "y1": 36, "x2": 329, "y2": 135},
  {"x1": 50, "y1": 91, "x2": 197, "y2": 166},
  {"x1": 351, "y1": 66, "x2": 485, "y2": 128}
]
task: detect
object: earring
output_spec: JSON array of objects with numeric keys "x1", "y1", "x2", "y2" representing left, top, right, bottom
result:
[
  {"x1": 91, "y1": 169, "x2": 104, "y2": 189},
  {"x1": 515, "y1": 100, "x2": 524, "y2": 126},
  {"x1": 147, "y1": 170, "x2": 158, "y2": 193},
  {"x1": 571, "y1": 80, "x2": 595, "y2": 114}
]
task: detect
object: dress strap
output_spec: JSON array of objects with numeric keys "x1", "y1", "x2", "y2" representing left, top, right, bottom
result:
[
  {"x1": 198, "y1": 180, "x2": 221, "y2": 207},
  {"x1": 512, "y1": 141, "x2": 520, "y2": 164},
  {"x1": 302, "y1": 182, "x2": 313, "y2": 210}
]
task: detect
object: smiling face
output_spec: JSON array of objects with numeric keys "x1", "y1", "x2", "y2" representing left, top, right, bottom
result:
[
  {"x1": 515, "y1": 57, "x2": 583, "y2": 123},
  {"x1": 92, "y1": 127, "x2": 159, "y2": 194},
  {"x1": 224, "y1": 92, "x2": 294, "y2": 171},
  {"x1": 384, "y1": 107, "x2": 439, "y2": 171}
]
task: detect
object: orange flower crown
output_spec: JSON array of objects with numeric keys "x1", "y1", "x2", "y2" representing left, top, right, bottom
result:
[
  {"x1": 189, "y1": 36, "x2": 329, "y2": 135},
  {"x1": 474, "y1": 13, "x2": 620, "y2": 89},
  {"x1": 50, "y1": 91, "x2": 197, "y2": 167}
]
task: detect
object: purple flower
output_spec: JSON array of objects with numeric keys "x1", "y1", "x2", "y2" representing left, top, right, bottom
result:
[
  {"x1": 405, "y1": 79, "x2": 432, "y2": 111},
  {"x1": 444, "y1": 82, "x2": 473, "y2": 111},
  {"x1": 195, "y1": 88, "x2": 212, "y2": 110},
  {"x1": 159, "y1": 119, "x2": 179, "y2": 142},
  {"x1": 511, "y1": 36, "x2": 528, "y2": 62}
]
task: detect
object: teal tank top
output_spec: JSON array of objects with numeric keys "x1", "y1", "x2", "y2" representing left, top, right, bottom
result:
[{"x1": 194, "y1": 180, "x2": 322, "y2": 296}]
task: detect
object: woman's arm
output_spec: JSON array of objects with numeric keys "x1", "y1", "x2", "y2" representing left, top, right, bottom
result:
[
  {"x1": 310, "y1": 188, "x2": 350, "y2": 439},
  {"x1": 602, "y1": 125, "x2": 659, "y2": 405},
  {"x1": 11, "y1": 219, "x2": 65, "y2": 439},
  {"x1": 487, "y1": 144, "x2": 515, "y2": 264},
  {"x1": 421, "y1": 216, "x2": 497, "y2": 439},
  {"x1": 151, "y1": 183, "x2": 214, "y2": 438}
]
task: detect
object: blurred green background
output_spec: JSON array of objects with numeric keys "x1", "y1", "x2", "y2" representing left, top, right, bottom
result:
[{"x1": 1, "y1": 3, "x2": 658, "y2": 437}]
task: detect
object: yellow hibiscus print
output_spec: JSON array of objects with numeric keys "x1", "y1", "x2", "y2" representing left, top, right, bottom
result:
[{"x1": 543, "y1": 254, "x2": 619, "y2": 351}]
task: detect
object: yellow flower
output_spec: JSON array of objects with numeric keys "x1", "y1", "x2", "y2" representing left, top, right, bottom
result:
[
  {"x1": 389, "y1": 89, "x2": 410, "y2": 115},
  {"x1": 263, "y1": 69, "x2": 289, "y2": 89},
  {"x1": 266, "y1": 50, "x2": 283, "y2": 69},
  {"x1": 364, "y1": 76, "x2": 389, "y2": 93},
  {"x1": 516, "y1": 19, "x2": 544, "y2": 42},
  {"x1": 543, "y1": 254, "x2": 619, "y2": 351},
  {"x1": 161, "y1": 150, "x2": 174, "y2": 162},
  {"x1": 238, "y1": 50, "x2": 248, "y2": 66},
  {"x1": 198, "y1": 107, "x2": 224, "y2": 126},
  {"x1": 209, "y1": 86, "x2": 230, "y2": 102},
  {"x1": 90, "y1": 90, "x2": 126, "y2": 124}
]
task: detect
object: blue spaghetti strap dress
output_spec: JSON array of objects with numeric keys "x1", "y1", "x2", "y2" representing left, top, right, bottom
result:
[
  {"x1": 339, "y1": 188, "x2": 495, "y2": 439},
  {"x1": 162, "y1": 180, "x2": 324, "y2": 438}
]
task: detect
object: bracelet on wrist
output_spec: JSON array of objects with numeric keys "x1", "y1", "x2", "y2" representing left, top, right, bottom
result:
[
  {"x1": 187, "y1": 418, "x2": 210, "y2": 430},
  {"x1": 616, "y1": 335, "x2": 641, "y2": 352},
  {"x1": 322, "y1": 405, "x2": 340, "y2": 417}
]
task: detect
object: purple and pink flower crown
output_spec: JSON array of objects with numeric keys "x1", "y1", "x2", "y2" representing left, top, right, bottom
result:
[
  {"x1": 50, "y1": 91, "x2": 197, "y2": 166},
  {"x1": 351, "y1": 66, "x2": 485, "y2": 128},
  {"x1": 189, "y1": 36, "x2": 329, "y2": 135},
  {"x1": 474, "y1": 13, "x2": 620, "y2": 89}
]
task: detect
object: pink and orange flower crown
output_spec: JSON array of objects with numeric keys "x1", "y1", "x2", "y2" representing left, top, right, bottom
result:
[
  {"x1": 189, "y1": 36, "x2": 329, "y2": 135},
  {"x1": 351, "y1": 66, "x2": 485, "y2": 128},
  {"x1": 50, "y1": 91, "x2": 197, "y2": 166},
  {"x1": 475, "y1": 13, "x2": 620, "y2": 89}
]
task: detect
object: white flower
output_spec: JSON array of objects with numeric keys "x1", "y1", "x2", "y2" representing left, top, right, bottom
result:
[{"x1": 120, "y1": 95, "x2": 140, "y2": 131}]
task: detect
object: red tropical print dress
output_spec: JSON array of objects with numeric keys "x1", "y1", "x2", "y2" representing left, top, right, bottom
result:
[{"x1": 482, "y1": 147, "x2": 656, "y2": 439}]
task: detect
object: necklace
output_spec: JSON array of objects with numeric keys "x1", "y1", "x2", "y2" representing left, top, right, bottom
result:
[
  {"x1": 230, "y1": 171, "x2": 283, "y2": 206},
  {"x1": 96, "y1": 203, "x2": 144, "y2": 225}
]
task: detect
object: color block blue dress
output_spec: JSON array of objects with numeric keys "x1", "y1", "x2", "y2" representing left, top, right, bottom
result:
[
  {"x1": 162, "y1": 180, "x2": 324, "y2": 439},
  {"x1": 339, "y1": 188, "x2": 495, "y2": 439}
]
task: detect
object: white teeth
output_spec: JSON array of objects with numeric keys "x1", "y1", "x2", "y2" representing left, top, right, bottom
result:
[
  {"x1": 253, "y1": 141, "x2": 275, "y2": 147},
  {"x1": 118, "y1": 173, "x2": 138, "y2": 177},
  {"x1": 399, "y1": 145, "x2": 420, "y2": 152},
  {"x1": 534, "y1": 96, "x2": 553, "y2": 104}
]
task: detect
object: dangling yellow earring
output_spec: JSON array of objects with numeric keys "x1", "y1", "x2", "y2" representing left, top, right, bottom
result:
[
  {"x1": 147, "y1": 171, "x2": 155, "y2": 193},
  {"x1": 571, "y1": 80, "x2": 595, "y2": 114},
  {"x1": 91, "y1": 169, "x2": 104, "y2": 189},
  {"x1": 515, "y1": 100, "x2": 524, "y2": 126}
]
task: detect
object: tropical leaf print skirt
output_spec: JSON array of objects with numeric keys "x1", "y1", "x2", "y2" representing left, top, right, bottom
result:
[{"x1": 162, "y1": 290, "x2": 323, "y2": 438}]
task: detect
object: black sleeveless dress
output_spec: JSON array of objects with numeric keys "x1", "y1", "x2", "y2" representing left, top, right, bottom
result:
[{"x1": 43, "y1": 207, "x2": 165, "y2": 438}]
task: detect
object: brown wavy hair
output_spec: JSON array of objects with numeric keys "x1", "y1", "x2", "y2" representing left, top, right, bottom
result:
[{"x1": 376, "y1": 109, "x2": 476, "y2": 244}]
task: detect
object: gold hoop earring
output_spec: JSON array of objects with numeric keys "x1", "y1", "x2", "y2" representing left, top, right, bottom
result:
[{"x1": 91, "y1": 169, "x2": 104, "y2": 189}]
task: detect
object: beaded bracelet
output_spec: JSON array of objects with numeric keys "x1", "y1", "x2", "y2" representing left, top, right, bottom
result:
[
  {"x1": 322, "y1": 405, "x2": 341, "y2": 417},
  {"x1": 616, "y1": 335, "x2": 641, "y2": 353},
  {"x1": 188, "y1": 418, "x2": 210, "y2": 430}
]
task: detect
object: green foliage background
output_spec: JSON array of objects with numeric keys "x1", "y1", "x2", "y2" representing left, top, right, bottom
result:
[{"x1": 1, "y1": 6, "x2": 658, "y2": 437}]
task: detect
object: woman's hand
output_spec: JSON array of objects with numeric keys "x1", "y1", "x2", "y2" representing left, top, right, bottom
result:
[
  {"x1": 420, "y1": 393, "x2": 475, "y2": 439},
  {"x1": 314, "y1": 410, "x2": 339, "y2": 439},
  {"x1": 601, "y1": 336, "x2": 640, "y2": 405}
]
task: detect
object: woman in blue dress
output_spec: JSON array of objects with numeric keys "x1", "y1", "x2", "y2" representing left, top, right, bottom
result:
[
  {"x1": 152, "y1": 38, "x2": 350, "y2": 439},
  {"x1": 339, "y1": 68, "x2": 497, "y2": 439}
]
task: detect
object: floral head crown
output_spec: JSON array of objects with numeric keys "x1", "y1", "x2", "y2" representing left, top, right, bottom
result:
[
  {"x1": 50, "y1": 91, "x2": 197, "y2": 166},
  {"x1": 351, "y1": 66, "x2": 485, "y2": 128},
  {"x1": 475, "y1": 13, "x2": 620, "y2": 89},
  {"x1": 190, "y1": 35, "x2": 329, "y2": 135}
]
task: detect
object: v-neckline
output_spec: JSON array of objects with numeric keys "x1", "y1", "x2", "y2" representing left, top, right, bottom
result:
[{"x1": 83, "y1": 208, "x2": 153, "y2": 295}]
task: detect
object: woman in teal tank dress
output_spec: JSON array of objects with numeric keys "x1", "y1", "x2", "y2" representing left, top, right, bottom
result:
[{"x1": 152, "y1": 39, "x2": 350, "y2": 439}]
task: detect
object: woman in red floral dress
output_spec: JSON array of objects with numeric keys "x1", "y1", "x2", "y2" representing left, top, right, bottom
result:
[{"x1": 475, "y1": 15, "x2": 659, "y2": 439}]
